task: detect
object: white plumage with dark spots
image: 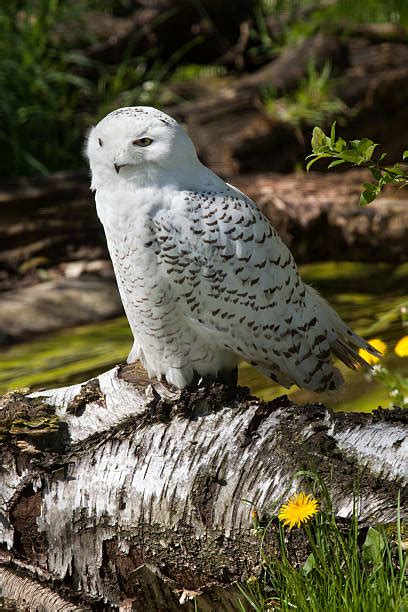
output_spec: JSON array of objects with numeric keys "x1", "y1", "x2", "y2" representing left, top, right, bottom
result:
[{"x1": 86, "y1": 106, "x2": 379, "y2": 390}]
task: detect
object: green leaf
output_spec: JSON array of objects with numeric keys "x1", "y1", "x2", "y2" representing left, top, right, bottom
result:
[
  {"x1": 311, "y1": 126, "x2": 327, "y2": 152},
  {"x1": 356, "y1": 138, "x2": 376, "y2": 155},
  {"x1": 353, "y1": 138, "x2": 378, "y2": 165},
  {"x1": 362, "y1": 527, "x2": 385, "y2": 567},
  {"x1": 306, "y1": 157, "x2": 320, "y2": 172},
  {"x1": 385, "y1": 163, "x2": 403, "y2": 175},
  {"x1": 359, "y1": 192, "x2": 375, "y2": 206},
  {"x1": 301, "y1": 553, "x2": 316, "y2": 576},
  {"x1": 382, "y1": 170, "x2": 398, "y2": 184},
  {"x1": 340, "y1": 150, "x2": 359, "y2": 164},
  {"x1": 330, "y1": 121, "x2": 336, "y2": 146},
  {"x1": 370, "y1": 167, "x2": 382, "y2": 181},
  {"x1": 362, "y1": 143, "x2": 378, "y2": 162},
  {"x1": 327, "y1": 159, "x2": 346, "y2": 168},
  {"x1": 360, "y1": 186, "x2": 377, "y2": 206},
  {"x1": 403, "y1": 150, "x2": 408, "y2": 161},
  {"x1": 334, "y1": 138, "x2": 346, "y2": 152}
]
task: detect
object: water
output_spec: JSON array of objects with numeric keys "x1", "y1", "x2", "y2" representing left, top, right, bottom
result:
[{"x1": 1, "y1": 261, "x2": 407, "y2": 412}]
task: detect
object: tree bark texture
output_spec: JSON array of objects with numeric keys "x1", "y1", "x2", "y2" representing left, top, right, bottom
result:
[{"x1": 0, "y1": 366, "x2": 407, "y2": 610}]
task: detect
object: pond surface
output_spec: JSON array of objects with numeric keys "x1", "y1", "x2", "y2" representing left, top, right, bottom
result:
[{"x1": 1, "y1": 261, "x2": 407, "y2": 412}]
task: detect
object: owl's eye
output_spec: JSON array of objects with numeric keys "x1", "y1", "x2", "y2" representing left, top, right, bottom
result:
[
  {"x1": 132, "y1": 137, "x2": 153, "y2": 147},
  {"x1": 98, "y1": 138, "x2": 103, "y2": 147}
]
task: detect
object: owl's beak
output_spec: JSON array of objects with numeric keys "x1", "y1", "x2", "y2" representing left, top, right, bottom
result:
[{"x1": 114, "y1": 163, "x2": 124, "y2": 174}]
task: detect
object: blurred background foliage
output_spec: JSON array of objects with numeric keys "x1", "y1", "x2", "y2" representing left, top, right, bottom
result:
[{"x1": 2, "y1": 0, "x2": 408, "y2": 177}]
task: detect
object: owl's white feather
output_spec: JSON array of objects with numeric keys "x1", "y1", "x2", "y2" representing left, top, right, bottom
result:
[{"x1": 86, "y1": 106, "x2": 379, "y2": 390}]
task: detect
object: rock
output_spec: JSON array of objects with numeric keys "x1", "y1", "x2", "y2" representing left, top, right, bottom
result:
[{"x1": 0, "y1": 276, "x2": 123, "y2": 344}]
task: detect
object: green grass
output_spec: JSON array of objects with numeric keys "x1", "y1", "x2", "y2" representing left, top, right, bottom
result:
[
  {"x1": 259, "y1": 0, "x2": 408, "y2": 30},
  {"x1": 250, "y1": 0, "x2": 408, "y2": 65},
  {"x1": 263, "y1": 62, "x2": 348, "y2": 131},
  {"x1": 0, "y1": 1, "x2": 223, "y2": 177},
  {"x1": 0, "y1": 0, "x2": 94, "y2": 175},
  {"x1": 3, "y1": 0, "x2": 408, "y2": 178},
  {"x1": 238, "y1": 477, "x2": 407, "y2": 612},
  {"x1": 0, "y1": 0, "x2": 181, "y2": 177}
]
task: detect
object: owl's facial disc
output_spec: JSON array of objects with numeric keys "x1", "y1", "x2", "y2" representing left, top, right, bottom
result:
[
  {"x1": 86, "y1": 107, "x2": 199, "y2": 188},
  {"x1": 114, "y1": 136, "x2": 154, "y2": 173}
]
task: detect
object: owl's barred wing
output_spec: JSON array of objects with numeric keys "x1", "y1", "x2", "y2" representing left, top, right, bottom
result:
[{"x1": 154, "y1": 188, "x2": 379, "y2": 392}]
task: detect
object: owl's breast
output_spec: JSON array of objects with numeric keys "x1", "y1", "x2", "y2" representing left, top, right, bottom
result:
[{"x1": 95, "y1": 187, "x2": 187, "y2": 336}]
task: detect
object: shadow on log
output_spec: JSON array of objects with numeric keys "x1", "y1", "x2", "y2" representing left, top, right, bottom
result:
[{"x1": 0, "y1": 366, "x2": 407, "y2": 610}]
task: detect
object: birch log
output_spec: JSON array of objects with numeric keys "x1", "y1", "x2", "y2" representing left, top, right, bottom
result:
[{"x1": 0, "y1": 365, "x2": 407, "y2": 611}]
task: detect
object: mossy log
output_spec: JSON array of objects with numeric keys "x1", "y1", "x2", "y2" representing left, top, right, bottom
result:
[{"x1": 0, "y1": 366, "x2": 407, "y2": 610}]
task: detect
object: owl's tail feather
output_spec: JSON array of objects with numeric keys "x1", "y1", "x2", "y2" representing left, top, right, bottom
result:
[
  {"x1": 308, "y1": 287, "x2": 382, "y2": 370},
  {"x1": 331, "y1": 336, "x2": 380, "y2": 370},
  {"x1": 300, "y1": 286, "x2": 383, "y2": 391}
]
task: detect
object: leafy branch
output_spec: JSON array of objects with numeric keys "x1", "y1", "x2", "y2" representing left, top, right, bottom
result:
[{"x1": 306, "y1": 123, "x2": 408, "y2": 205}]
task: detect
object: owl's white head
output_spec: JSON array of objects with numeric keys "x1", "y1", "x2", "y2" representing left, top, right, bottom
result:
[{"x1": 86, "y1": 106, "x2": 199, "y2": 190}]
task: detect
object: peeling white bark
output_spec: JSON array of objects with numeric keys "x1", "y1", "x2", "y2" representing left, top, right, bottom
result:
[
  {"x1": 0, "y1": 453, "x2": 33, "y2": 550},
  {"x1": 1, "y1": 367, "x2": 407, "y2": 609},
  {"x1": 32, "y1": 366, "x2": 146, "y2": 441},
  {"x1": 332, "y1": 421, "x2": 408, "y2": 481}
]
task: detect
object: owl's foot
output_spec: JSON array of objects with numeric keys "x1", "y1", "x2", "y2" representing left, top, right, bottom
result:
[
  {"x1": 215, "y1": 367, "x2": 238, "y2": 388},
  {"x1": 192, "y1": 367, "x2": 238, "y2": 389}
]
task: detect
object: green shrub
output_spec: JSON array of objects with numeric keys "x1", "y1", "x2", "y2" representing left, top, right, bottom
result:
[
  {"x1": 0, "y1": 1, "x2": 95, "y2": 175},
  {"x1": 0, "y1": 0, "x2": 167, "y2": 177}
]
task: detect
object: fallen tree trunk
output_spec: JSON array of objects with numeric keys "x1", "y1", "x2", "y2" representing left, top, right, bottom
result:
[{"x1": 0, "y1": 366, "x2": 406, "y2": 610}]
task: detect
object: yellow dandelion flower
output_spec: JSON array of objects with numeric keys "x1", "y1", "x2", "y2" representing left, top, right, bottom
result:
[
  {"x1": 358, "y1": 338, "x2": 387, "y2": 365},
  {"x1": 278, "y1": 492, "x2": 319, "y2": 529},
  {"x1": 395, "y1": 335, "x2": 408, "y2": 358}
]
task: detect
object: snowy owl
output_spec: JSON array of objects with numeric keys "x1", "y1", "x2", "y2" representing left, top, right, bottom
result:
[{"x1": 86, "y1": 106, "x2": 379, "y2": 390}]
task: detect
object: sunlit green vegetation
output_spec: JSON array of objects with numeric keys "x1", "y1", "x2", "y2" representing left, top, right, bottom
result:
[
  {"x1": 239, "y1": 475, "x2": 407, "y2": 611},
  {"x1": 2, "y1": 0, "x2": 408, "y2": 177},
  {"x1": 307, "y1": 123, "x2": 408, "y2": 204},
  {"x1": 263, "y1": 62, "x2": 347, "y2": 131},
  {"x1": 1, "y1": 1, "x2": 93, "y2": 175},
  {"x1": 0, "y1": 0, "x2": 240, "y2": 177},
  {"x1": 259, "y1": 0, "x2": 408, "y2": 32},
  {"x1": 250, "y1": 0, "x2": 408, "y2": 62},
  {"x1": 0, "y1": 0, "x2": 173, "y2": 176}
]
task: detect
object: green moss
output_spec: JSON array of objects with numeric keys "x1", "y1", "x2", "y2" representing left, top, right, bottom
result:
[
  {"x1": 10, "y1": 415, "x2": 60, "y2": 435},
  {"x1": 0, "y1": 390, "x2": 66, "y2": 450}
]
